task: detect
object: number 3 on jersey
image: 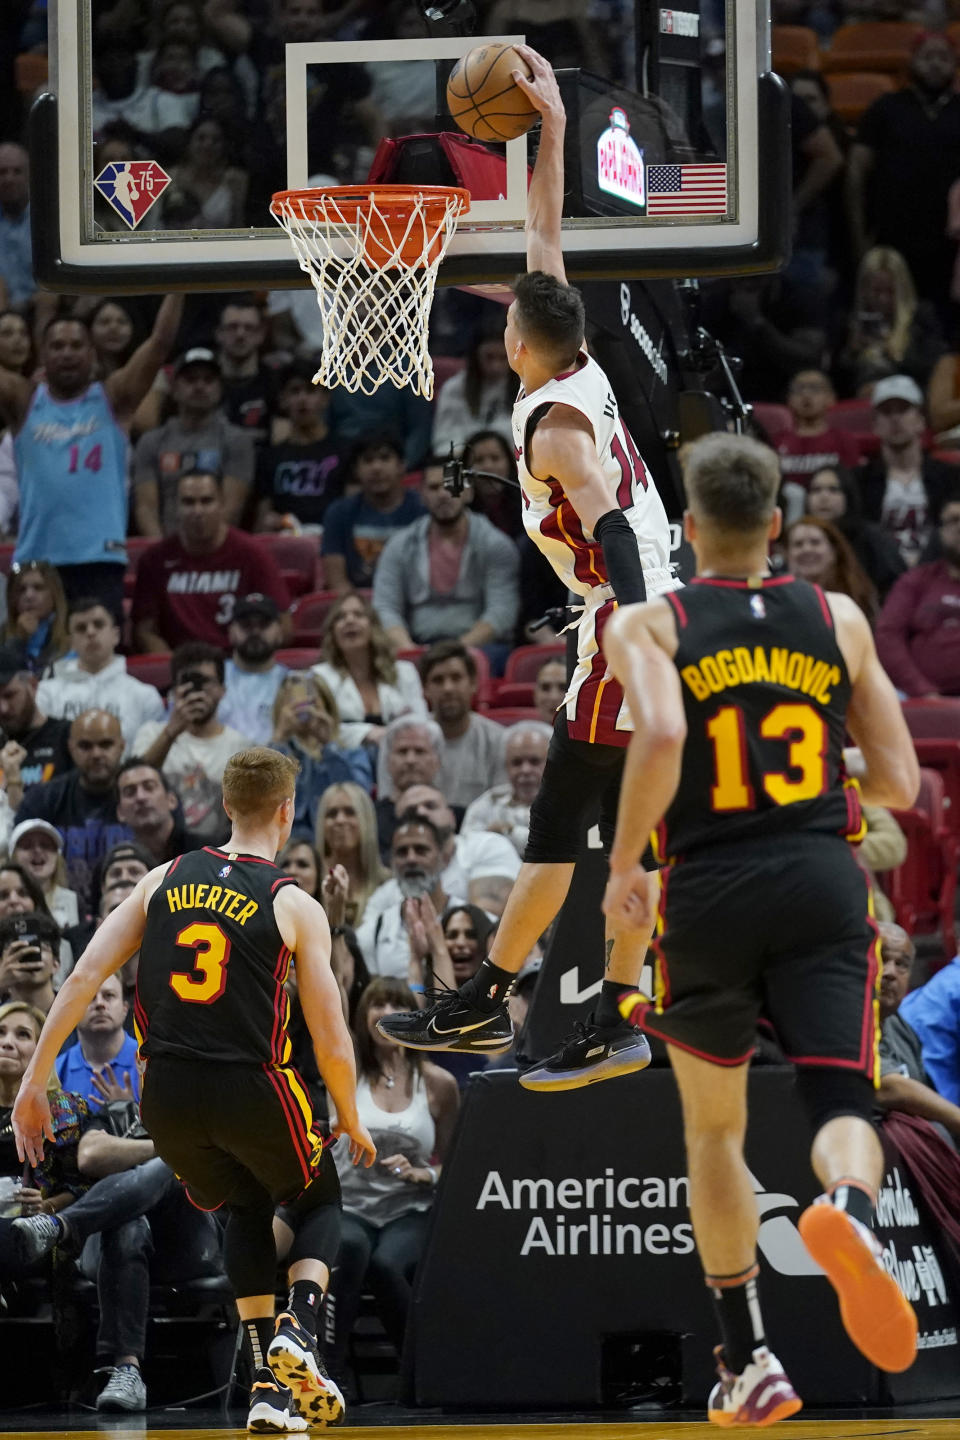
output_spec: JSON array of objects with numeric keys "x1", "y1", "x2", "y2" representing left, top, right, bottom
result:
[
  {"x1": 707, "y1": 702, "x2": 827, "y2": 811},
  {"x1": 170, "y1": 921, "x2": 231, "y2": 1004}
]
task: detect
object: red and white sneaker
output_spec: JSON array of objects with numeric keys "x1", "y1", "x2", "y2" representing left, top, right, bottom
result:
[
  {"x1": 707, "y1": 1345, "x2": 802, "y2": 1428},
  {"x1": 799, "y1": 1197, "x2": 917, "y2": 1373}
]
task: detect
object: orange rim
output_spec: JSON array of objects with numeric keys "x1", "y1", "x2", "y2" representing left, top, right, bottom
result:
[{"x1": 270, "y1": 184, "x2": 471, "y2": 227}]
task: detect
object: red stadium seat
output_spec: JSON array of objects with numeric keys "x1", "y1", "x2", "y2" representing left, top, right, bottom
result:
[
  {"x1": 504, "y1": 643, "x2": 565, "y2": 686},
  {"x1": 902, "y1": 698, "x2": 960, "y2": 741},
  {"x1": 772, "y1": 25, "x2": 821, "y2": 77},
  {"x1": 821, "y1": 22, "x2": 923, "y2": 78},
  {"x1": 825, "y1": 71, "x2": 896, "y2": 126},
  {"x1": 488, "y1": 707, "x2": 544, "y2": 727},
  {"x1": 259, "y1": 533, "x2": 322, "y2": 597},
  {"x1": 885, "y1": 768, "x2": 958, "y2": 958},
  {"x1": 492, "y1": 681, "x2": 535, "y2": 708},
  {"x1": 902, "y1": 700, "x2": 960, "y2": 848},
  {"x1": 15, "y1": 53, "x2": 48, "y2": 94},
  {"x1": 751, "y1": 402, "x2": 792, "y2": 440},
  {"x1": 289, "y1": 590, "x2": 338, "y2": 646},
  {"x1": 826, "y1": 398, "x2": 874, "y2": 434},
  {"x1": 125, "y1": 653, "x2": 173, "y2": 693},
  {"x1": 276, "y1": 647, "x2": 321, "y2": 670}
]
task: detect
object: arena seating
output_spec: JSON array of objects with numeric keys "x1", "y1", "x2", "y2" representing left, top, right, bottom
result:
[
  {"x1": 886, "y1": 767, "x2": 958, "y2": 959},
  {"x1": 821, "y1": 22, "x2": 924, "y2": 77}
]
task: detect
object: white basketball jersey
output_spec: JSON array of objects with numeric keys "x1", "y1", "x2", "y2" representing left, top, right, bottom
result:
[{"x1": 511, "y1": 351, "x2": 675, "y2": 599}]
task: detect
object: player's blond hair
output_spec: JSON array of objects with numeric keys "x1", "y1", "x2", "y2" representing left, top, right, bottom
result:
[
  {"x1": 684, "y1": 432, "x2": 780, "y2": 535},
  {"x1": 221, "y1": 748, "x2": 300, "y2": 823}
]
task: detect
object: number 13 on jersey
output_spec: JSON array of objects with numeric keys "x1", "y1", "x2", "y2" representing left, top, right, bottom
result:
[{"x1": 707, "y1": 702, "x2": 828, "y2": 811}]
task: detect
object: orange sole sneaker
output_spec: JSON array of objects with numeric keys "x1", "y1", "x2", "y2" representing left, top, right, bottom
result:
[{"x1": 798, "y1": 1202, "x2": 917, "y2": 1373}]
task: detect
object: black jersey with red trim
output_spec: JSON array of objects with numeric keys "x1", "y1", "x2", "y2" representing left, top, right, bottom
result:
[
  {"x1": 655, "y1": 576, "x2": 864, "y2": 861},
  {"x1": 135, "y1": 846, "x2": 297, "y2": 1066}
]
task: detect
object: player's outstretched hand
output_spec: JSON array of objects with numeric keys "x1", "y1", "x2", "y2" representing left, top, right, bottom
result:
[
  {"x1": 603, "y1": 864, "x2": 655, "y2": 931},
  {"x1": 12, "y1": 1081, "x2": 55, "y2": 1168},
  {"x1": 512, "y1": 44, "x2": 565, "y2": 128},
  {"x1": 333, "y1": 1117, "x2": 377, "y2": 1169}
]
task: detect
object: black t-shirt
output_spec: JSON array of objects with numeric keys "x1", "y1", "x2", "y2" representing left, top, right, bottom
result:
[
  {"x1": 220, "y1": 370, "x2": 279, "y2": 450},
  {"x1": 255, "y1": 437, "x2": 346, "y2": 526},
  {"x1": 15, "y1": 773, "x2": 131, "y2": 910},
  {"x1": 18, "y1": 716, "x2": 73, "y2": 791},
  {"x1": 858, "y1": 89, "x2": 960, "y2": 252},
  {"x1": 137, "y1": 846, "x2": 298, "y2": 1065}
]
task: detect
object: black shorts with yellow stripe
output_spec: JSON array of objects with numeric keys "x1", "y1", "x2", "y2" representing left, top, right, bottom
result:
[
  {"x1": 636, "y1": 834, "x2": 880, "y2": 1075},
  {"x1": 140, "y1": 1055, "x2": 339, "y2": 1210}
]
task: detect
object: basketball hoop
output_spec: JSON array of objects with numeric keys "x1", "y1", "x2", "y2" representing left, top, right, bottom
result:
[{"x1": 270, "y1": 185, "x2": 471, "y2": 399}]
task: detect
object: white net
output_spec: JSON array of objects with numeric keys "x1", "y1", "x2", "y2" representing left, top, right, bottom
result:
[{"x1": 271, "y1": 186, "x2": 470, "y2": 399}]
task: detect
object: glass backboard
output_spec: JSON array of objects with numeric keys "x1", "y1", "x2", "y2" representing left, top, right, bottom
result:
[{"x1": 31, "y1": 0, "x2": 789, "y2": 292}]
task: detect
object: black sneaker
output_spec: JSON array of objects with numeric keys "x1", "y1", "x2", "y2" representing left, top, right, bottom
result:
[
  {"x1": 248, "y1": 1366, "x2": 307, "y2": 1433},
  {"x1": 268, "y1": 1311, "x2": 344, "y2": 1426},
  {"x1": 519, "y1": 1017, "x2": 652, "y2": 1091},
  {"x1": 376, "y1": 987, "x2": 514, "y2": 1054}
]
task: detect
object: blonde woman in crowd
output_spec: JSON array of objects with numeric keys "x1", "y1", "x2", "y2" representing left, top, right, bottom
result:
[
  {"x1": 312, "y1": 594, "x2": 426, "y2": 749},
  {"x1": 314, "y1": 782, "x2": 388, "y2": 928},
  {"x1": 270, "y1": 672, "x2": 374, "y2": 836}
]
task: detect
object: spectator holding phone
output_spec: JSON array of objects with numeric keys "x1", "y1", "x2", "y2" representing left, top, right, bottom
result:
[
  {"x1": 131, "y1": 642, "x2": 249, "y2": 841},
  {"x1": 0, "y1": 913, "x2": 62, "y2": 1016}
]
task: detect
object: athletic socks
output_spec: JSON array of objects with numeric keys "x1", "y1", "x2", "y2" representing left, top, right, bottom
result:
[
  {"x1": 242, "y1": 1316, "x2": 276, "y2": 1375},
  {"x1": 707, "y1": 1264, "x2": 766, "y2": 1376},
  {"x1": 288, "y1": 1279, "x2": 323, "y2": 1336},
  {"x1": 596, "y1": 979, "x2": 643, "y2": 1028},
  {"x1": 828, "y1": 1177, "x2": 876, "y2": 1229},
  {"x1": 459, "y1": 959, "x2": 515, "y2": 1012}
]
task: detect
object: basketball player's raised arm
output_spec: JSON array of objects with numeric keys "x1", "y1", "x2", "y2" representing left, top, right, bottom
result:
[
  {"x1": 12, "y1": 873, "x2": 160, "y2": 1166},
  {"x1": 277, "y1": 885, "x2": 375, "y2": 1167},
  {"x1": 108, "y1": 292, "x2": 184, "y2": 422},
  {"x1": 602, "y1": 603, "x2": 687, "y2": 927},
  {"x1": 513, "y1": 46, "x2": 567, "y2": 284},
  {"x1": 830, "y1": 592, "x2": 920, "y2": 811},
  {"x1": 0, "y1": 367, "x2": 31, "y2": 433}
]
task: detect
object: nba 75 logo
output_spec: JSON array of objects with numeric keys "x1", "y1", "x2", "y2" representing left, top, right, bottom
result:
[{"x1": 94, "y1": 161, "x2": 170, "y2": 230}]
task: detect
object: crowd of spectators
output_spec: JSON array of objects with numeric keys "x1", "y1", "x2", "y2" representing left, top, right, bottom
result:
[{"x1": 1, "y1": 0, "x2": 960, "y2": 1417}]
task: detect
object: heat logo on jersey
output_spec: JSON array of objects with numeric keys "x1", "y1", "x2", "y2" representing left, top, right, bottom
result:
[{"x1": 94, "y1": 161, "x2": 170, "y2": 230}]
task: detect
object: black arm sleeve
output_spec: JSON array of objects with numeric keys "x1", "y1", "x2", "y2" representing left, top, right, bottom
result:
[{"x1": 593, "y1": 509, "x2": 647, "y2": 606}]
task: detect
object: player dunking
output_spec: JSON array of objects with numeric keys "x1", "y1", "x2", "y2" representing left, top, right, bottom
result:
[
  {"x1": 14, "y1": 748, "x2": 375, "y2": 1434},
  {"x1": 601, "y1": 433, "x2": 919, "y2": 1426},
  {"x1": 380, "y1": 47, "x2": 681, "y2": 1088}
]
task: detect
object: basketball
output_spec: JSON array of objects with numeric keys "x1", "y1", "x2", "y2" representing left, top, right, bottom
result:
[{"x1": 446, "y1": 43, "x2": 539, "y2": 144}]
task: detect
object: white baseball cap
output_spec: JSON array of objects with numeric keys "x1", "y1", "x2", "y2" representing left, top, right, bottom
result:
[
  {"x1": 872, "y1": 375, "x2": 924, "y2": 409},
  {"x1": 9, "y1": 819, "x2": 64, "y2": 853}
]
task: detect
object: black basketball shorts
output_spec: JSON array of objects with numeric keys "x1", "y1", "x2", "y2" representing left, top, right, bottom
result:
[
  {"x1": 638, "y1": 834, "x2": 880, "y2": 1076},
  {"x1": 525, "y1": 711, "x2": 631, "y2": 863},
  {"x1": 139, "y1": 1056, "x2": 340, "y2": 1211}
]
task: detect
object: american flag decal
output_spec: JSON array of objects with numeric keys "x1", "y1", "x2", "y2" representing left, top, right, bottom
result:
[{"x1": 646, "y1": 163, "x2": 727, "y2": 215}]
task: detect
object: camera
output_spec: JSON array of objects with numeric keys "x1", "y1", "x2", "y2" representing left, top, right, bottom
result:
[{"x1": 179, "y1": 670, "x2": 210, "y2": 693}]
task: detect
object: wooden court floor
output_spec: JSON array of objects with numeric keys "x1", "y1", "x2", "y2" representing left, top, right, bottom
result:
[{"x1": 18, "y1": 1422, "x2": 960, "y2": 1439}]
